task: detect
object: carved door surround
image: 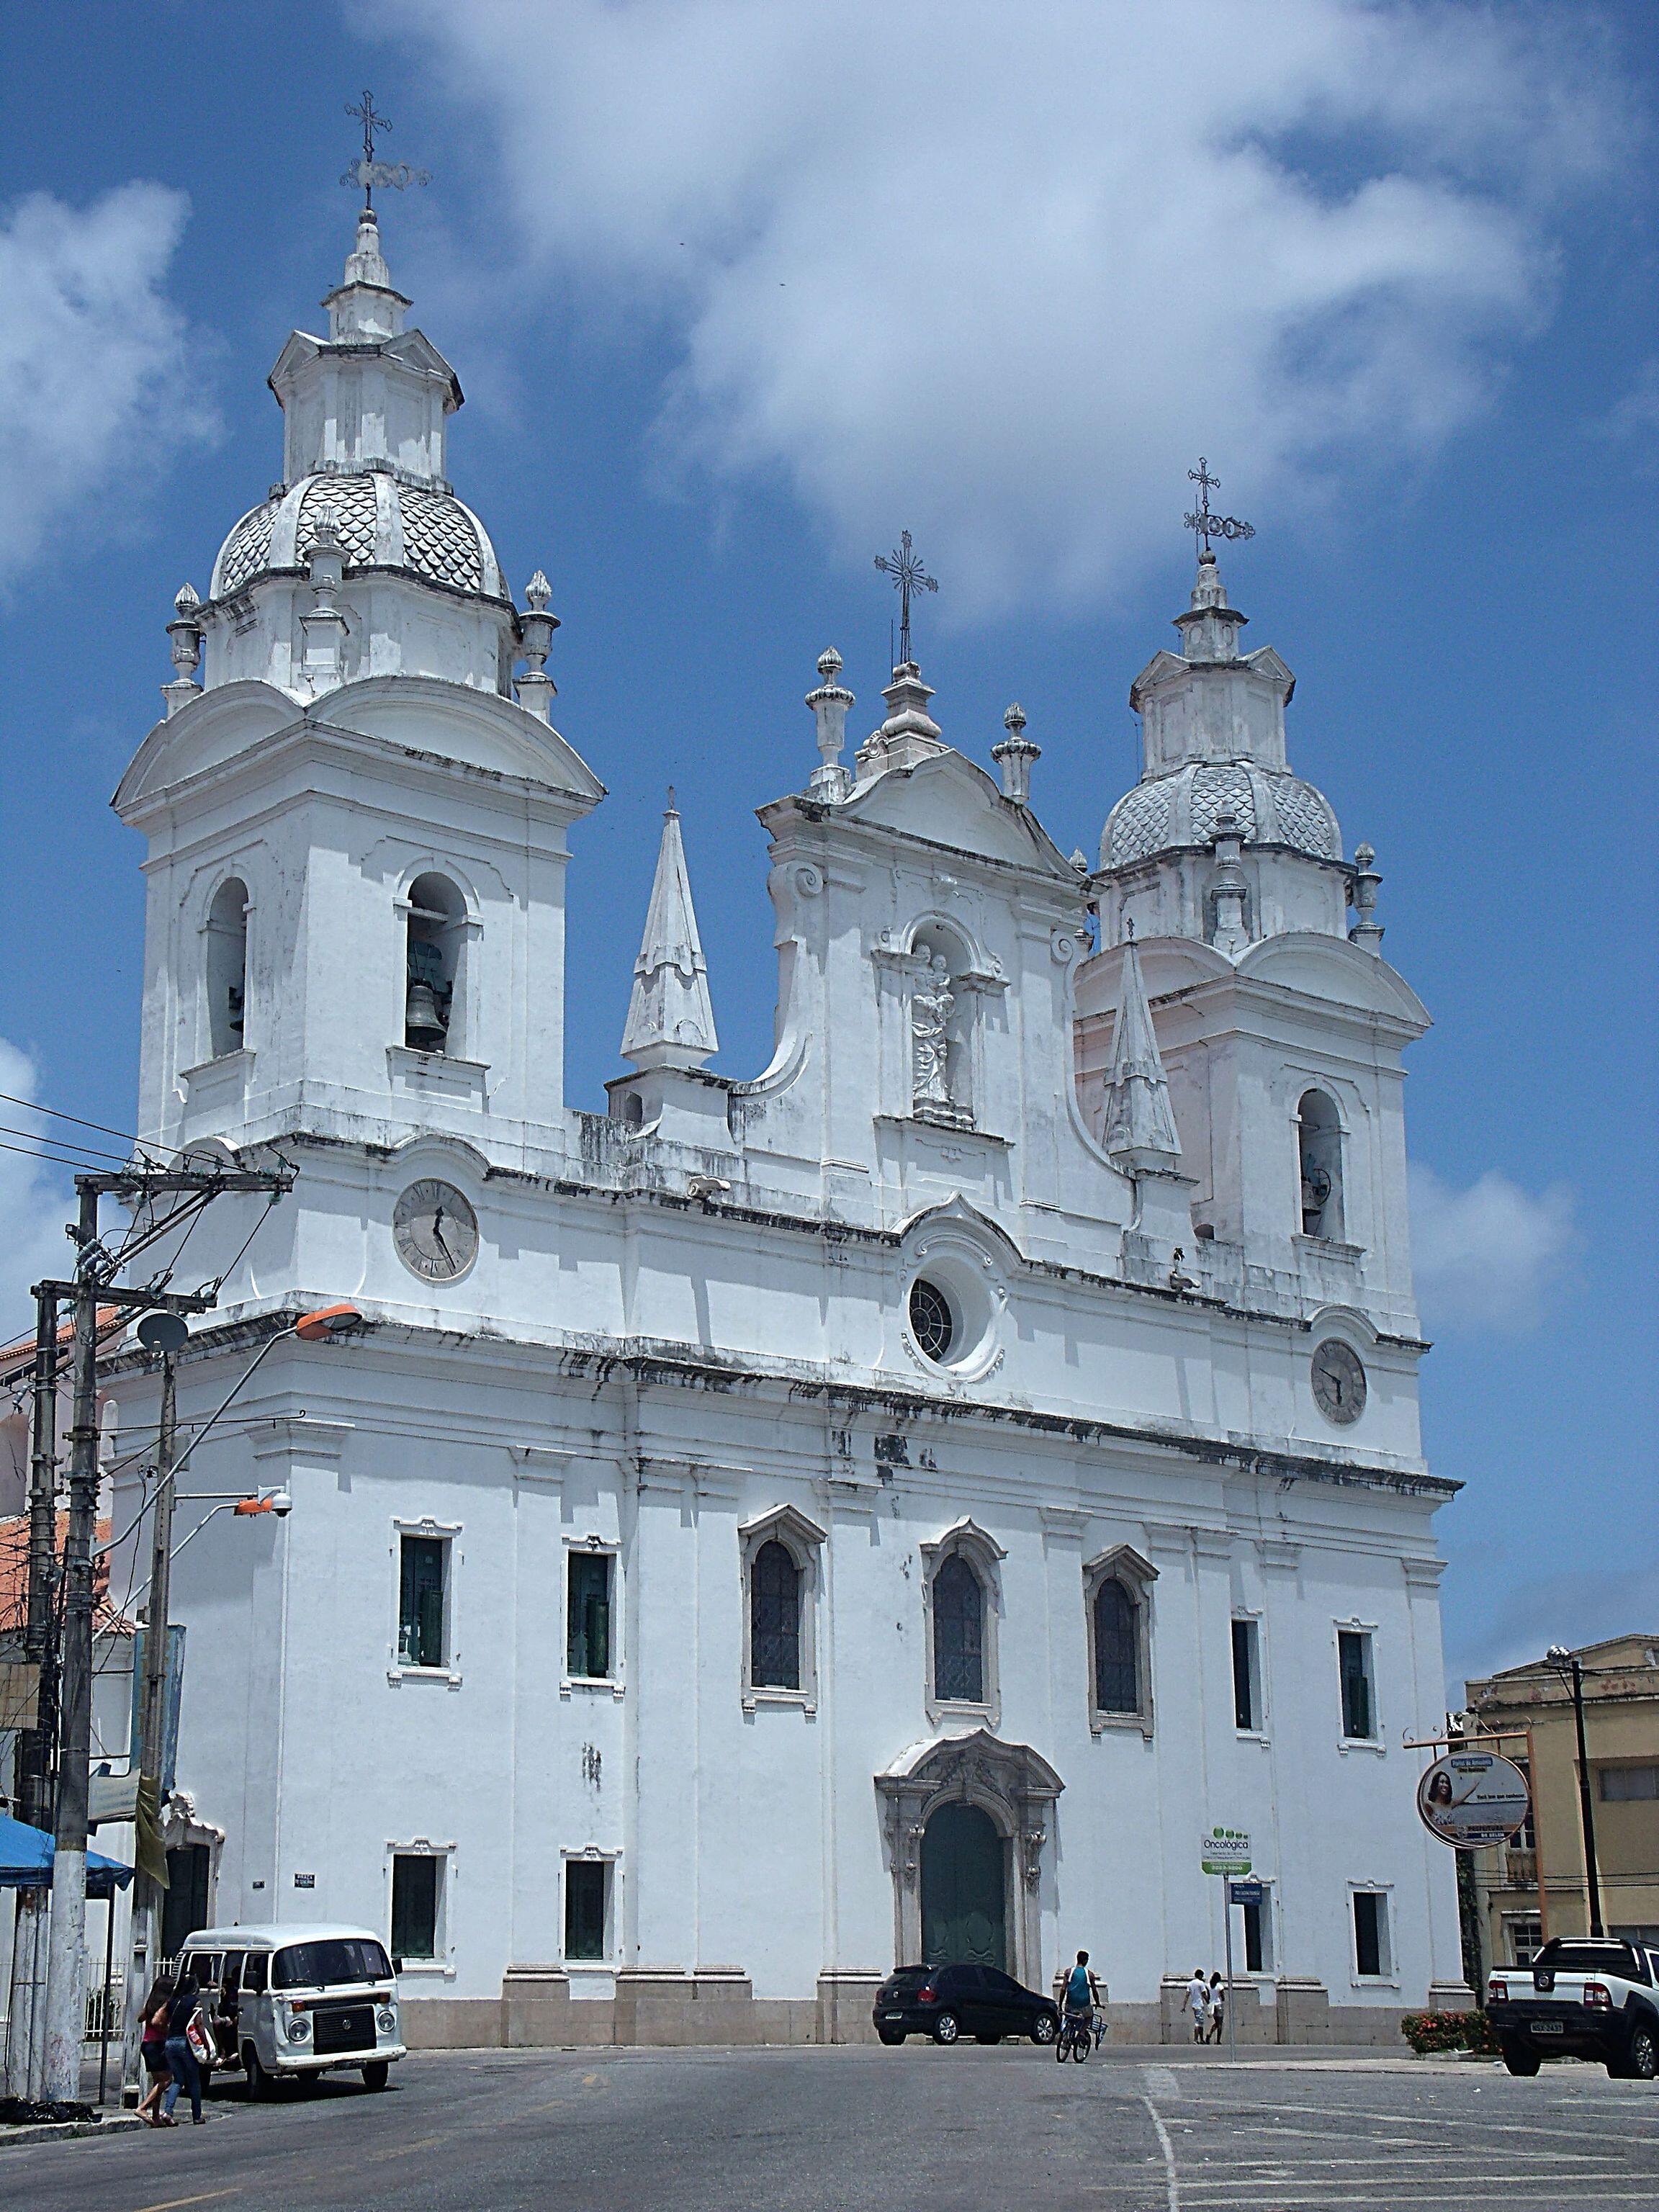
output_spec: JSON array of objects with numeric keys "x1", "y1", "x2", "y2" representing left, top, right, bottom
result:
[{"x1": 876, "y1": 1729, "x2": 1064, "y2": 1987}]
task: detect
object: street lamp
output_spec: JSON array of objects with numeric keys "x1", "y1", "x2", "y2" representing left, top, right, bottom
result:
[
  {"x1": 121, "y1": 1301, "x2": 364, "y2": 2100},
  {"x1": 1546, "y1": 1644, "x2": 1604, "y2": 1940}
]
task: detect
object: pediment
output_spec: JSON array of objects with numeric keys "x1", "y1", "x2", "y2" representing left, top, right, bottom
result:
[
  {"x1": 898, "y1": 1190, "x2": 1025, "y2": 1266},
  {"x1": 876, "y1": 1727, "x2": 1064, "y2": 1800},
  {"x1": 738, "y1": 1502, "x2": 828, "y2": 1550},
  {"x1": 114, "y1": 682, "x2": 300, "y2": 817},
  {"x1": 920, "y1": 1516, "x2": 1007, "y2": 1564},
  {"x1": 1083, "y1": 1542, "x2": 1158, "y2": 1588},
  {"x1": 1238, "y1": 932, "x2": 1430, "y2": 1029},
  {"x1": 844, "y1": 750, "x2": 1075, "y2": 878},
  {"x1": 325, "y1": 678, "x2": 605, "y2": 803}
]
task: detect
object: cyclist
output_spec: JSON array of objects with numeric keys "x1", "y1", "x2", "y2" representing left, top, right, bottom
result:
[{"x1": 1059, "y1": 1950, "x2": 1101, "y2": 2057}]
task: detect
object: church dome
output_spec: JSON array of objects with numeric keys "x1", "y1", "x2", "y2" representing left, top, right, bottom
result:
[
  {"x1": 210, "y1": 470, "x2": 506, "y2": 604},
  {"x1": 1104, "y1": 759, "x2": 1340, "y2": 870}
]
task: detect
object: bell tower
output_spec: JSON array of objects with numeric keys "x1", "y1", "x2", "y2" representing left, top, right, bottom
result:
[
  {"x1": 1074, "y1": 547, "x2": 1429, "y2": 1341},
  {"x1": 114, "y1": 207, "x2": 604, "y2": 1166}
]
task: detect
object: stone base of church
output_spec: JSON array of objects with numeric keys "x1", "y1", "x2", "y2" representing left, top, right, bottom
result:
[{"x1": 398, "y1": 1969, "x2": 1449, "y2": 2051}]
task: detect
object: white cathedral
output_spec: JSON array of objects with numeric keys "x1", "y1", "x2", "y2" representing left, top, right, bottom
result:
[{"x1": 107, "y1": 205, "x2": 1472, "y2": 2046}]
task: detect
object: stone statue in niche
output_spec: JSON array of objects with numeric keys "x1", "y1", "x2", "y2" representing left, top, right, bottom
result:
[{"x1": 911, "y1": 954, "x2": 956, "y2": 1109}]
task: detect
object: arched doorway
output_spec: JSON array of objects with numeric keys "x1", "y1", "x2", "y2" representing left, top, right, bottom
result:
[{"x1": 920, "y1": 1801, "x2": 1007, "y2": 1969}]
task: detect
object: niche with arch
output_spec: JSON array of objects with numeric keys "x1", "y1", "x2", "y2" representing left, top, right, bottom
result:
[
  {"x1": 1297, "y1": 1089, "x2": 1344, "y2": 1241},
  {"x1": 908, "y1": 922, "x2": 973, "y2": 1127},
  {"x1": 404, "y1": 873, "x2": 466, "y2": 1056},
  {"x1": 205, "y1": 877, "x2": 248, "y2": 1060}
]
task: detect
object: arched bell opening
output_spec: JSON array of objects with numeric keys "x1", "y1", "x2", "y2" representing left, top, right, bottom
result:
[
  {"x1": 405, "y1": 872, "x2": 465, "y2": 1056},
  {"x1": 205, "y1": 877, "x2": 248, "y2": 1059},
  {"x1": 1297, "y1": 1088, "x2": 1344, "y2": 1241}
]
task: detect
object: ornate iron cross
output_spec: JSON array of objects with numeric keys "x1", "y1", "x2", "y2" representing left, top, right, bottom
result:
[
  {"x1": 874, "y1": 530, "x2": 938, "y2": 667},
  {"x1": 342, "y1": 90, "x2": 431, "y2": 206},
  {"x1": 1182, "y1": 457, "x2": 1255, "y2": 556}
]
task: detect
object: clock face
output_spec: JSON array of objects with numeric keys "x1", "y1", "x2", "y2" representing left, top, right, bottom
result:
[
  {"x1": 1311, "y1": 1338, "x2": 1367, "y2": 1425},
  {"x1": 392, "y1": 1179, "x2": 479, "y2": 1284}
]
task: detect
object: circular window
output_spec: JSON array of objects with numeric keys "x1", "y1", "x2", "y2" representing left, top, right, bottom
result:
[{"x1": 909, "y1": 1277, "x2": 956, "y2": 1364}]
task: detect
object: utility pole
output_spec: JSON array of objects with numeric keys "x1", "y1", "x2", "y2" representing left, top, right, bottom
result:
[
  {"x1": 1549, "y1": 1645, "x2": 1605, "y2": 1939},
  {"x1": 37, "y1": 1159, "x2": 290, "y2": 2103},
  {"x1": 120, "y1": 1318, "x2": 184, "y2": 2102},
  {"x1": 5, "y1": 1287, "x2": 61, "y2": 2097}
]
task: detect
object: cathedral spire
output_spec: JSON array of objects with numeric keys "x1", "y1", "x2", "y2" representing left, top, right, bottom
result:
[
  {"x1": 621, "y1": 798, "x2": 719, "y2": 1071},
  {"x1": 1101, "y1": 932, "x2": 1182, "y2": 1174}
]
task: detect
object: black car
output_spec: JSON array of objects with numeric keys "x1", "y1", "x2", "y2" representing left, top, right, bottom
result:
[{"x1": 873, "y1": 1963, "x2": 1060, "y2": 2046}]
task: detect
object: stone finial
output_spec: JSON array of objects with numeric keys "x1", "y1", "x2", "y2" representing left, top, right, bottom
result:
[
  {"x1": 806, "y1": 646, "x2": 855, "y2": 799},
  {"x1": 621, "y1": 799, "x2": 720, "y2": 1071},
  {"x1": 1101, "y1": 934, "x2": 1183, "y2": 1175},
  {"x1": 1069, "y1": 849, "x2": 1089, "y2": 873},
  {"x1": 163, "y1": 581, "x2": 204, "y2": 716},
  {"x1": 1349, "y1": 842, "x2": 1384, "y2": 951},
  {"x1": 1209, "y1": 807, "x2": 1250, "y2": 958},
  {"x1": 515, "y1": 572, "x2": 561, "y2": 722},
  {"x1": 991, "y1": 701, "x2": 1040, "y2": 806},
  {"x1": 299, "y1": 511, "x2": 348, "y2": 694}
]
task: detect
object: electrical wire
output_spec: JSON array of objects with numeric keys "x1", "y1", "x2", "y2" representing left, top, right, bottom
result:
[{"x1": 0, "y1": 1090, "x2": 194, "y2": 1164}]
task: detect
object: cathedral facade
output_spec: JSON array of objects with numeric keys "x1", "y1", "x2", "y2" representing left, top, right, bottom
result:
[{"x1": 107, "y1": 209, "x2": 1469, "y2": 2044}]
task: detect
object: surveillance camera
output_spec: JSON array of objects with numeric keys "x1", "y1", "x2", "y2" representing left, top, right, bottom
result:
[{"x1": 269, "y1": 1489, "x2": 294, "y2": 1517}]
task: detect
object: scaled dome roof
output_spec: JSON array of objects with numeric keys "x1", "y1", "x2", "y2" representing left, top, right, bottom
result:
[
  {"x1": 211, "y1": 470, "x2": 505, "y2": 603},
  {"x1": 1104, "y1": 759, "x2": 1340, "y2": 870}
]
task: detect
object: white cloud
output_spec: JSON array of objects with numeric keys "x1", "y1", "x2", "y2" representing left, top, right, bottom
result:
[
  {"x1": 0, "y1": 184, "x2": 212, "y2": 586},
  {"x1": 379, "y1": 0, "x2": 1626, "y2": 615},
  {"x1": 1409, "y1": 1161, "x2": 1575, "y2": 1334},
  {"x1": 0, "y1": 1040, "x2": 75, "y2": 1351}
]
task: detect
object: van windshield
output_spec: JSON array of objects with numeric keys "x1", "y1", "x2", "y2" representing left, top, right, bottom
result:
[{"x1": 271, "y1": 1938, "x2": 392, "y2": 1989}]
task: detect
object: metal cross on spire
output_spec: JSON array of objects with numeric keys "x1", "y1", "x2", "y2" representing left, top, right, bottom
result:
[
  {"x1": 1182, "y1": 457, "x2": 1255, "y2": 557},
  {"x1": 341, "y1": 90, "x2": 432, "y2": 207},
  {"x1": 874, "y1": 530, "x2": 939, "y2": 667}
]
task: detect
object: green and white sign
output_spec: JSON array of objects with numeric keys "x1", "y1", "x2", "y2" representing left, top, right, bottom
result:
[{"x1": 1200, "y1": 1825, "x2": 1251, "y2": 1875}]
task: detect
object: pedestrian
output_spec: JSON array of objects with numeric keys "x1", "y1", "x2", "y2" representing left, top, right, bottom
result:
[
  {"x1": 135, "y1": 1974, "x2": 175, "y2": 2126},
  {"x1": 1061, "y1": 1949, "x2": 1100, "y2": 2048},
  {"x1": 1185, "y1": 1966, "x2": 1210, "y2": 2044},
  {"x1": 1207, "y1": 1970, "x2": 1226, "y2": 2044},
  {"x1": 160, "y1": 1971, "x2": 207, "y2": 2126}
]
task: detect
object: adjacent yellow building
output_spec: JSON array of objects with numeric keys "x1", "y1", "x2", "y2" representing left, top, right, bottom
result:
[{"x1": 1465, "y1": 1635, "x2": 1659, "y2": 1977}]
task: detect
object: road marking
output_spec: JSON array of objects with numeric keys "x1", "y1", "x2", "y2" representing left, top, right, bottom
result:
[
  {"x1": 1139, "y1": 2092, "x2": 1180, "y2": 2212},
  {"x1": 1143, "y1": 2064, "x2": 1182, "y2": 2099},
  {"x1": 130, "y1": 2193, "x2": 239, "y2": 2212}
]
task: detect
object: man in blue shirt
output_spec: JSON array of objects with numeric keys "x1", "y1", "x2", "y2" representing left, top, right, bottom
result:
[{"x1": 1064, "y1": 1950, "x2": 1101, "y2": 2031}]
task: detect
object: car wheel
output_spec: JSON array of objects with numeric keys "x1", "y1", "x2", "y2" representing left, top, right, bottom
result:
[
  {"x1": 361, "y1": 2062, "x2": 390, "y2": 2090},
  {"x1": 1031, "y1": 2014, "x2": 1056, "y2": 2046},
  {"x1": 1501, "y1": 2043, "x2": 1541, "y2": 2077},
  {"x1": 876, "y1": 2026, "x2": 905, "y2": 2046},
  {"x1": 932, "y1": 2010, "x2": 961, "y2": 2046},
  {"x1": 1619, "y1": 2026, "x2": 1658, "y2": 2082},
  {"x1": 244, "y1": 2044, "x2": 275, "y2": 2101}
]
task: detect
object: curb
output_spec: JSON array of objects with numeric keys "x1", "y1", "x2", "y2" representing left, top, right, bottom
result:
[{"x1": 0, "y1": 2112, "x2": 145, "y2": 2150}]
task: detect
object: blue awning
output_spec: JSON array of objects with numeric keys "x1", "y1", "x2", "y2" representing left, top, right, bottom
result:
[{"x1": 0, "y1": 1812, "x2": 133, "y2": 1896}]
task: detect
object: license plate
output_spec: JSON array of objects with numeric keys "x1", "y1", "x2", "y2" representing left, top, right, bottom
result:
[
  {"x1": 882, "y1": 2013, "x2": 904, "y2": 2020},
  {"x1": 1532, "y1": 2022, "x2": 1565, "y2": 2036}
]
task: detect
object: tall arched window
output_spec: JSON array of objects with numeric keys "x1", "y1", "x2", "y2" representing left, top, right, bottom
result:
[
  {"x1": 932, "y1": 1552, "x2": 985, "y2": 1704},
  {"x1": 1297, "y1": 1089, "x2": 1344, "y2": 1240},
  {"x1": 1093, "y1": 1580, "x2": 1139, "y2": 1714},
  {"x1": 206, "y1": 877, "x2": 248, "y2": 1059},
  {"x1": 405, "y1": 873, "x2": 464, "y2": 1054},
  {"x1": 750, "y1": 1540, "x2": 801, "y2": 1691}
]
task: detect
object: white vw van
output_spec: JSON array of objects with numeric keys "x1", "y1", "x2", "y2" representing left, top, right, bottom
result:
[{"x1": 175, "y1": 1923, "x2": 406, "y2": 2095}]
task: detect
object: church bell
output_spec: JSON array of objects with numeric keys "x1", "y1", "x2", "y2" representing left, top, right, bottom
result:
[{"x1": 405, "y1": 977, "x2": 449, "y2": 1052}]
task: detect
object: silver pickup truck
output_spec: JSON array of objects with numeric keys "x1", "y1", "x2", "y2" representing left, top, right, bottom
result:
[{"x1": 1488, "y1": 1938, "x2": 1659, "y2": 2079}]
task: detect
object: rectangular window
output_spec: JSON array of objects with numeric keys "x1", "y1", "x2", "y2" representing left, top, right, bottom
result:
[
  {"x1": 1513, "y1": 1758, "x2": 1538, "y2": 1848},
  {"x1": 567, "y1": 1552, "x2": 613, "y2": 1679},
  {"x1": 1232, "y1": 1619, "x2": 1261, "y2": 1732},
  {"x1": 1239, "y1": 1889, "x2": 1274, "y2": 1974},
  {"x1": 390, "y1": 1853, "x2": 439, "y2": 1964},
  {"x1": 1506, "y1": 1917, "x2": 1543, "y2": 1967},
  {"x1": 243, "y1": 1952, "x2": 269, "y2": 1992},
  {"x1": 1353, "y1": 1890, "x2": 1391, "y2": 1979},
  {"x1": 1599, "y1": 1764, "x2": 1659, "y2": 1802},
  {"x1": 1338, "y1": 1630, "x2": 1375, "y2": 1740},
  {"x1": 565, "y1": 1860, "x2": 608, "y2": 1962},
  {"x1": 398, "y1": 1534, "x2": 448, "y2": 1668}
]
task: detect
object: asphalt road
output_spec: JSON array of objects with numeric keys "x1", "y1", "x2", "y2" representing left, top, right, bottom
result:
[{"x1": 9, "y1": 2044, "x2": 1659, "y2": 2211}]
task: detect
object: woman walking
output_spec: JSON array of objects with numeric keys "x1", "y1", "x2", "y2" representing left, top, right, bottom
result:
[
  {"x1": 135, "y1": 1975, "x2": 175, "y2": 2126},
  {"x1": 1206, "y1": 1971, "x2": 1226, "y2": 2045},
  {"x1": 160, "y1": 1971, "x2": 206, "y2": 2126}
]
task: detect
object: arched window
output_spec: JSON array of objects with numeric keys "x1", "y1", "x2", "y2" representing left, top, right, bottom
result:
[
  {"x1": 932, "y1": 1552, "x2": 984, "y2": 1704},
  {"x1": 1297, "y1": 1089, "x2": 1344, "y2": 1240},
  {"x1": 206, "y1": 878, "x2": 248, "y2": 1058},
  {"x1": 405, "y1": 873, "x2": 464, "y2": 1055},
  {"x1": 1094, "y1": 1580, "x2": 1139, "y2": 1714},
  {"x1": 750, "y1": 1540, "x2": 801, "y2": 1691}
]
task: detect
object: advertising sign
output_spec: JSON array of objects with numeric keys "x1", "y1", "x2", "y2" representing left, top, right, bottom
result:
[
  {"x1": 1416, "y1": 1750, "x2": 1531, "y2": 1849},
  {"x1": 1200, "y1": 1826, "x2": 1251, "y2": 1875}
]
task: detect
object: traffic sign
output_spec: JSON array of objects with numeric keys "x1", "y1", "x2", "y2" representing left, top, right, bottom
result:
[
  {"x1": 1200, "y1": 1825, "x2": 1251, "y2": 1875},
  {"x1": 1228, "y1": 1879, "x2": 1265, "y2": 1908}
]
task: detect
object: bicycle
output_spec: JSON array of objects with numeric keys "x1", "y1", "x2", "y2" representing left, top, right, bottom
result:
[{"x1": 1056, "y1": 2008, "x2": 1092, "y2": 2062}]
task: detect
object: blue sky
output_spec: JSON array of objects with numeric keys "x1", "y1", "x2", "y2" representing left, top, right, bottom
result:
[{"x1": 0, "y1": 1, "x2": 1653, "y2": 1689}]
